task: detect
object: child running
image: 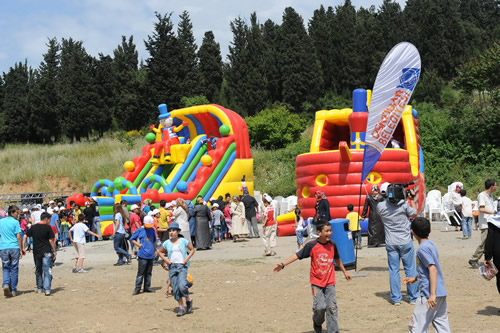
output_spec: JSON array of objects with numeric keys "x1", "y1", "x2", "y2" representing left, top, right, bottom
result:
[
  {"x1": 130, "y1": 215, "x2": 157, "y2": 295},
  {"x1": 69, "y1": 214, "x2": 101, "y2": 273},
  {"x1": 403, "y1": 217, "x2": 451, "y2": 333},
  {"x1": 274, "y1": 221, "x2": 352, "y2": 333},
  {"x1": 159, "y1": 222, "x2": 196, "y2": 317}
]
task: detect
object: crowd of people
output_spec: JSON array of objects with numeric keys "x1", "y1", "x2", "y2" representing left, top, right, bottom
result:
[{"x1": 0, "y1": 177, "x2": 498, "y2": 330}]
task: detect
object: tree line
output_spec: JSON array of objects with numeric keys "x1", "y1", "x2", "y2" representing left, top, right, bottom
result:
[{"x1": 0, "y1": 0, "x2": 498, "y2": 144}]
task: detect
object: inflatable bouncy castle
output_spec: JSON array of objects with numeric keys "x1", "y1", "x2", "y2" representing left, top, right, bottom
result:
[
  {"x1": 90, "y1": 104, "x2": 253, "y2": 236},
  {"x1": 277, "y1": 89, "x2": 425, "y2": 236}
]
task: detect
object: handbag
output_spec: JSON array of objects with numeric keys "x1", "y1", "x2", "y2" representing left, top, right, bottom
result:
[{"x1": 479, "y1": 261, "x2": 498, "y2": 280}]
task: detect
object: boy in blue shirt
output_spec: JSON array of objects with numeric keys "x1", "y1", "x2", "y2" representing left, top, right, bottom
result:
[
  {"x1": 130, "y1": 216, "x2": 157, "y2": 295},
  {"x1": 404, "y1": 217, "x2": 451, "y2": 333}
]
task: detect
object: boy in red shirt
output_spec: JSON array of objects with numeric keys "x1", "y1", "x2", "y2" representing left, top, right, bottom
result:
[{"x1": 274, "y1": 221, "x2": 352, "y2": 333}]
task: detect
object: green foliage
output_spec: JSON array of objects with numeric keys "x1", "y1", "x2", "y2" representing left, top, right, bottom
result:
[
  {"x1": 198, "y1": 31, "x2": 223, "y2": 102},
  {"x1": 253, "y1": 136, "x2": 311, "y2": 197},
  {"x1": 317, "y1": 92, "x2": 352, "y2": 110},
  {"x1": 177, "y1": 11, "x2": 200, "y2": 98},
  {"x1": 180, "y1": 95, "x2": 209, "y2": 107},
  {"x1": 246, "y1": 105, "x2": 304, "y2": 149}
]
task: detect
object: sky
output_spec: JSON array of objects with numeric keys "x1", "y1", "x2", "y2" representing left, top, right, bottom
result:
[{"x1": 0, "y1": 0, "x2": 405, "y2": 73}]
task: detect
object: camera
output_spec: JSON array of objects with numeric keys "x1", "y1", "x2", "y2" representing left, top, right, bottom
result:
[{"x1": 386, "y1": 182, "x2": 415, "y2": 203}]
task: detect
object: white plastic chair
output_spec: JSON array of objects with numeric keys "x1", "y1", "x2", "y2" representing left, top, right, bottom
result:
[{"x1": 425, "y1": 190, "x2": 442, "y2": 223}]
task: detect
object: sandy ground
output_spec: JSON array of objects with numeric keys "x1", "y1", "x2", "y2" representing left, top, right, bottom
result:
[{"x1": 1, "y1": 221, "x2": 499, "y2": 333}]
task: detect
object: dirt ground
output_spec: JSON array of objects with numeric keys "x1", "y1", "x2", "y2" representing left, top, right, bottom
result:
[{"x1": 1, "y1": 221, "x2": 499, "y2": 333}]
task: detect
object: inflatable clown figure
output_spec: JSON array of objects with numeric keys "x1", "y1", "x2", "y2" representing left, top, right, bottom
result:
[{"x1": 149, "y1": 104, "x2": 187, "y2": 164}]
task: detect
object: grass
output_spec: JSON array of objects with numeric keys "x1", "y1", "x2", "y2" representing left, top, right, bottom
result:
[{"x1": 0, "y1": 137, "x2": 144, "y2": 192}]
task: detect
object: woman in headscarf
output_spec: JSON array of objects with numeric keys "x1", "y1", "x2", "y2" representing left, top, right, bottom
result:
[
  {"x1": 174, "y1": 198, "x2": 190, "y2": 240},
  {"x1": 361, "y1": 184, "x2": 386, "y2": 247},
  {"x1": 193, "y1": 196, "x2": 212, "y2": 250},
  {"x1": 314, "y1": 191, "x2": 331, "y2": 223},
  {"x1": 231, "y1": 195, "x2": 248, "y2": 241}
]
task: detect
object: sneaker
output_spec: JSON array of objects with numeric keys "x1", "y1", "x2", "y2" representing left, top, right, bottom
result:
[
  {"x1": 410, "y1": 301, "x2": 416, "y2": 305},
  {"x1": 78, "y1": 269, "x2": 88, "y2": 273},
  {"x1": 36, "y1": 289, "x2": 43, "y2": 294},
  {"x1": 469, "y1": 260, "x2": 479, "y2": 269},
  {"x1": 114, "y1": 262, "x2": 124, "y2": 266},
  {"x1": 45, "y1": 291, "x2": 51, "y2": 296},
  {"x1": 132, "y1": 289, "x2": 140, "y2": 296},
  {"x1": 3, "y1": 286, "x2": 11, "y2": 298},
  {"x1": 11, "y1": 291, "x2": 17, "y2": 297},
  {"x1": 72, "y1": 268, "x2": 78, "y2": 273},
  {"x1": 177, "y1": 308, "x2": 186, "y2": 317},
  {"x1": 462, "y1": 236, "x2": 469, "y2": 240},
  {"x1": 143, "y1": 289, "x2": 155, "y2": 293},
  {"x1": 313, "y1": 320, "x2": 322, "y2": 333},
  {"x1": 270, "y1": 251, "x2": 276, "y2": 256},
  {"x1": 393, "y1": 302, "x2": 401, "y2": 306},
  {"x1": 186, "y1": 299, "x2": 193, "y2": 313}
]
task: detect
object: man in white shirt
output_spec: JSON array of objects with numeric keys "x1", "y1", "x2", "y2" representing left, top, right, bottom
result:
[{"x1": 469, "y1": 179, "x2": 498, "y2": 268}]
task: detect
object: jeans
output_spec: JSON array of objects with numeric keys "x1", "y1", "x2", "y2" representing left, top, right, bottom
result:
[
  {"x1": 386, "y1": 242, "x2": 419, "y2": 303},
  {"x1": 114, "y1": 233, "x2": 129, "y2": 264},
  {"x1": 135, "y1": 258, "x2": 154, "y2": 290},
  {"x1": 312, "y1": 284, "x2": 338, "y2": 333},
  {"x1": 213, "y1": 225, "x2": 221, "y2": 240},
  {"x1": 169, "y1": 263, "x2": 189, "y2": 301},
  {"x1": 246, "y1": 216, "x2": 259, "y2": 238},
  {"x1": 93, "y1": 216, "x2": 102, "y2": 239},
  {"x1": 296, "y1": 229, "x2": 304, "y2": 245},
  {"x1": 34, "y1": 252, "x2": 53, "y2": 292},
  {"x1": 461, "y1": 217, "x2": 472, "y2": 238},
  {"x1": 0, "y1": 248, "x2": 20, "y2": 292}
]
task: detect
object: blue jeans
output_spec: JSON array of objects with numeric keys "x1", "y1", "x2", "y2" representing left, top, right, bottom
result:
[
  {"x1": 386, "y1": 242, "x2": 418, "y2": 303},
  {"x1": 135, "y1": 258, "x2": 154, "y2": 290},
  {"x1": 0, "y1": 248, "x2": 20, "y2": 292},
  {"x1": 213, "y1": 225, "x2": 221, "y2": 240},
  {"x1": 462, "y1": 217, "x2": 472, "y2": 238},
  {"x1": 296, "y1": 229, "x2": 304, "y2": 245},
  {"x1": 169, "y1": 263, "x2": 189, "y2": 301},
  {"x1": 114, "y1": 233, "x2": 129, "y2": 264},
  {"x1": 34, "y1": 252, "x2": 53, "y2": 292}
]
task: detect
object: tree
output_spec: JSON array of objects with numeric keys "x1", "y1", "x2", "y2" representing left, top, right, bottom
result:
[
  {"x1": 198, "y1": 31, "x2": 223, "y2": 102},
  {"x1": 1, "y1": 62, "x2": 33, "y2": 143},
  {"x1": 279, "y1": 7, "x2": 323, "y2": 112},
  {"x1": 309, "y1": 5, "x2": 335, "y2": 91},
  {"x1": 226, "y1": 16, "x2": 249, "y2": 114},
  {"x1": 29, "y1": 38, "x2": 60, "y2": 143},
  {"x1": 92, "y1": 54, "x2": 114, "y2": 136},
  {"x1": 113, "y1": 36, "x2": 143, "y2": 130},
  {"x1": 177, "y1": 11, "x2": 199, "y2": 98},
  {"x1": 144, "y1": 12, "x2": 183, "y2": 116},
  {"x1": 262, "y1": 19, "x2": 282, "y2": 103}
]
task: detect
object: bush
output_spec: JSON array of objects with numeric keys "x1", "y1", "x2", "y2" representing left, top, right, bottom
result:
[
  {"x1": 181, "y1": 95, "x2": 210, "y2": 107},
  {"x1": 246, "y1": 105, "x2": 305, "y2": 149}
]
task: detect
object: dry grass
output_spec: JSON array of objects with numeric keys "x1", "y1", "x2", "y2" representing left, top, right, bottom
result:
[{"x1": 0, "y1": 137, "x2": 144, "y2": 193}]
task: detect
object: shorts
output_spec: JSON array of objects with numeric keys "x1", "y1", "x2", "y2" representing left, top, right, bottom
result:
[{"x1": 73, "y1": 242, "x2": 86, "y2": 259}]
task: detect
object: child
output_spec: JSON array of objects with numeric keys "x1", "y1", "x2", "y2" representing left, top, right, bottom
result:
[
  {"x1": 212, "y1": 203, "x2": 223, "y2": 242},
  {"x1": 403, "y1": 217, "x2": 451, "y2": 332},
  {"x1": 274, "y1": 221, "x2": 352, "y2": 333},
  {"x1": 262, "y1": 195, "x2": 277, "y2": 256},
  {"x1": 346, "y1": 204, "x2": 363, "y2": 249},
  {"x1": 159, "y1": 222, "x2": 196, "y2": 317},
  {"x1": 460, "y1": 189, "x2": 473, "y2": 239},
  {"x1": 59, "y1": 215, "x2": 71, "y2": 247},
  {"x1": 130, "y1": 216, "x2": 157, "y2": 295},
  {"x1": 69, "y1": 214, "x2": 101, "y2": 273},
  {"x1": 295, "y1": 207, "x2": 306, "y2": 250}
]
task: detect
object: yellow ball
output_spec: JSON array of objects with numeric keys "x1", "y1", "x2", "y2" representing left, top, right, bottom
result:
[
  {"x1": 124, "y1": 161, "x2": 135, "y2": 172},
  {"x1": 200, "y1": 155, "x2": 213, "y2": 166}
]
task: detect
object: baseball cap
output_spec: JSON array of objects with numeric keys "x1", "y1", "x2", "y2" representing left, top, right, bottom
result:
[
  {"x1": 49, "y1": 200, "x2": 55, "y2": 204},
  {"x1": 130, "y1": 204, "x2": 139, "y2": 211},
  {"x1": 143, "y1": 216, "x2": 154, "y2": 228},
  {"x1": 85, "y1": 201, "x2": 90, "y2": 206},
  {"x1": 380, "y1": 182, "x2": 390, "y2": 194},
  {"x1": 170, "y1": 200, "x2": 176, "y2": 206},
  {"x1": 213, "y1": 203, "x2": 219, "y2": 208},
  {"x1": 53, "y1": 207, "x2": 59, "y2": 212},
  {"x1": 23, "y1": 208, "x2": 29, "y2": 212},
  {"x1": 152, "y1": 209, "x2": 160, "y2": 216}
]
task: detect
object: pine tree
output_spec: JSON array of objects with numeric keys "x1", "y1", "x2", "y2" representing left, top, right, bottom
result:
[
  {"x1": 113, "y1": 36, "x2": 143, "y2": 130},
  {"x1": 226, "y1": 16, "x2": 249, "y2": 114},
  {"x1": 309, "y1": 5, "x2": 335, "y2": 91},
  {"x1": 262, "y1": 19, "x2": 282, "y2": 103},
  {"x1": 29, "y1": 38, "x2": 60, "y2": 143},
  {"x1": 279, "y1": 7, "x2": 323, "y2": 112},
  {"x1": 198, "y1": 31, "x2": 223, "y2": 102},
  {"x1": 2, "y1": 62, "x2": 32, "y2": 142},
  {"x1": 377, "y1": 0, "x2": 405, "y2": 52},
  {"x1": 92, "y1": 54, "x2": 114, "y2": 136},
  {"x1": 144, "y1": 12, "x2": 183, "y2": 115},
  {"x1": 177, "y1": 11, "x2": 199, "y2": 98},
  {"x1": 58, "y1": 38, "x2": 93, "y2": 142}
]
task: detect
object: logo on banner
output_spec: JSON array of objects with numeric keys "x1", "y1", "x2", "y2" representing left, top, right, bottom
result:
[{"x1": 397, "y1": 68, "x2": 420, "y2": 91}]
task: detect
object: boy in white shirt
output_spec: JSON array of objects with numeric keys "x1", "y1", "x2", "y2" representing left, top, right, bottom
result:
[
  {"x1": 460, "y1": 189, "x2": 474, "y2": 239},
  {"x1": 69, "y1": 214, "x2": 101, "y2": 273}
]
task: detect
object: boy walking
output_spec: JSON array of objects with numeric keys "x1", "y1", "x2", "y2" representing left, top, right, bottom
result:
[
  {"x1": 130, "y1": 216, "x2": 157, "y2": 295},
  {"x1": 403, "y1": 217, "x2": 451, "y2": 333},
  {"x1": 346, "y1": 204, "x2": 363, "y2": 249},
  {"x1": 274, "y1": 221, "x2": 352, "y2": 333},
  {"x1": 460, "y1": 189, "x2": 473, "y2": 239},
  {"x1": 69, "y1": 214, "x2": 101, "y2": 273}
]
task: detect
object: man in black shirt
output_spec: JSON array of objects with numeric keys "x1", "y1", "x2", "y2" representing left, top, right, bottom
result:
[
  {"x1": 242, "y1": 190, "x2": 259, "y2": 238},
  {"x1": 24, "y1": 212, "x2": 56, "y2": 296}
]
